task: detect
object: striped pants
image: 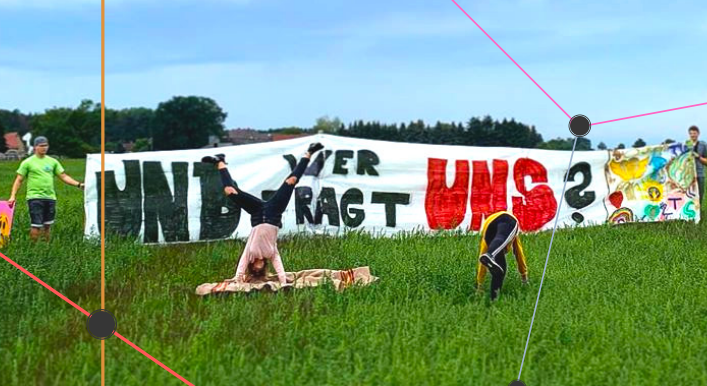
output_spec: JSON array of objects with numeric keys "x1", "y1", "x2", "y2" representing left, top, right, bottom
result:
[{"x1": 484, "y1": 213, "x2": 519, "y2": 297}]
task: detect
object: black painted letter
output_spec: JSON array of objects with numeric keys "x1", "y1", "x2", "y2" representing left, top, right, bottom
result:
[
  {"x1": 371, "y1": 192, "x2": 410, "y2": 227},
  {"x1": 143, "y1": 162, "x2": 189, "y2": 243}
]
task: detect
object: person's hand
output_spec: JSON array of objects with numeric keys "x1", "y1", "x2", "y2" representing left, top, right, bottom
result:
[
  {"x1": 7, "y1": 197, "x2": 15, "y2": 208},
  {"x1": 78, "y1": 182, "x2": 85, "y2": 191},
  {"x1": 224, "y1": 186, "x2": 237, "y2": 195},
  {"x1": 521, "y1": 277, "x2": 529, "y2": 286}
]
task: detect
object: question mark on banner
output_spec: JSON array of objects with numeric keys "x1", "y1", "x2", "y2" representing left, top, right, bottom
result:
[{"x1": 564, "y1": 162, "x2": 596, "y2": 223}]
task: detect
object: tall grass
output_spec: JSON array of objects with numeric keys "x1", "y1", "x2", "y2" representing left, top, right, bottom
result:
[{"x1": 2, "y1": 159, "x2": 707, "y2": 385}]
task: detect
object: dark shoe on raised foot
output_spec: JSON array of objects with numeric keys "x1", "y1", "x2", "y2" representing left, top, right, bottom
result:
[
  {"x1": 479, "y1": 253, "x2": 505, "y2": 277},
  {"x1": 201, "y1": 154, "x2": 227, "y2": 164},
  {"x1": 307, "y1": 142, "x2": 324, "y2": 154}
]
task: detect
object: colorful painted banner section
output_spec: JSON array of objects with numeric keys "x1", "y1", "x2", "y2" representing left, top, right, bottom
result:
[
  {"x1": 605, "y1": 143, "x2": 700, "y2": 224},
  {"x1": 0, "y1": 201, "x2": 15, "y2": 247},
  {"x1": 82, "y1": 134, "x2": 700, "y2": 244}
]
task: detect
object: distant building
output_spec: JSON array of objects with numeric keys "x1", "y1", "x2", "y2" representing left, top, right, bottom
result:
[
  {"x1": 4, "y1": 132, "x2": 26, "y2": 159},
  {"x1": 227, "y1": 128, "x2": 272, "y2": 145},
  {"x1": 272, "y1": 133, "x2": 312, "y2": 142},
  {"x1": 202, "y1": 134, "x2": 235, "y2": 149}
]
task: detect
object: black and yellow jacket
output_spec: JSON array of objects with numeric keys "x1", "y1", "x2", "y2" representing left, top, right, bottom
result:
[{"x1": 476, "y1": 211, "x2": 528, "y2": 287}]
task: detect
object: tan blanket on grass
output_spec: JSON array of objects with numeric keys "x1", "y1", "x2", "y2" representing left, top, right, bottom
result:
[{"x1": 195, "y1": 266, "x2": 378, "y2": 296}]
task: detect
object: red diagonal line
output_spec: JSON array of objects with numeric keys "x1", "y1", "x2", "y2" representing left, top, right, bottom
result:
[
  {"x1": 1, "y1": 252, "x2": 90, "y2": 316},
  {"x1": 1, "y1": 252, "x2": 194, "y2": 386},
  {"x1": 593, "y1": 101, "x2": 707, "y2": 126},
  {"x1": 115, "y1": 332, "x2": 195, "y2": 386},
  {"x1": 449, "y1": 0, "x2": 571, "y2": 120}
]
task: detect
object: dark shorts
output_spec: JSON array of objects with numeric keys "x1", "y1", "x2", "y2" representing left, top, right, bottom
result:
[{"x1": 28, "y1": 199, "x2": 56, "y2": 228}]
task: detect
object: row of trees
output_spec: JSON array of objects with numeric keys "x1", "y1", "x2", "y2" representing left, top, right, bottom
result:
[
  {"x1": 0, "y1": 96, "x2": 227, "y2": 157},
  {"x1": 312, "y1": 116, "x2": 666, "y2": 151},
  {"x1": 0, "y1": 96, "x2": 673, "y2": 157}
]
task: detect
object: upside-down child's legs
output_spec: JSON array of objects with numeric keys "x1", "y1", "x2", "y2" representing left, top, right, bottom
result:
[
  {"x1": 266, "y1": 155, "x2": 311, "y2": 215},
  {"x1": 217, "y1": 162, "x2": 264, "y2": 215}
]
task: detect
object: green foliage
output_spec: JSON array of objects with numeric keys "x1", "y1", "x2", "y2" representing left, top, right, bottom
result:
[
  {"x1": 539, "y1": 137, "x2": 573, "y2": 150},
  {"x1": 2, "y1": 99, "x2": 658, "y2": 159},
  {"x1": 0, "y1": 119, "x2": 7, "y2": 153},
  {"x1": 30, "y1": 100, "x2": 101, "y2": 158},
  {"x1": 0, "y1": 108, "x2": 31, "y2": 135},
  {"x1": 339, "y1": 115, "x2": 544, "y2": 148},
  {"x1": 539, "y1": 137, "x2": 592, "y2": 151},
  {"x1": 106, "y1": 107, "x2": 155, "y2": 143},
  {"x1": 269, "y1": 127, "x2": 308, "y2": 134},
  {"x1": 633, "y1": 138, "x2": 647, "y2": 148},
  {"x1": 617, "y1": 143, "x2": 626, "y2": 149},
  {"x1": 152, "y1": 96, "x2": 227, "y2": 150},
  {"x1": 313, "y1": 115, "x2": 343, "y2": 134},
  {"x1": 597, "y1": 142, "x2": 607, "y2": 150},
  {"x1": 132, "y1": 138, "x2": 151, "y2": 152}
]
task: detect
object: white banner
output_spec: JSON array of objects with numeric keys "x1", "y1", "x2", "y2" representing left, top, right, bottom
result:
[{"x1": 83, "y1": 134, "x2": 701, "y2": 243}]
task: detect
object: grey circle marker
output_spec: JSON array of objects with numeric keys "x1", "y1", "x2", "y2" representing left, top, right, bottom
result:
[
  {"x1": 568, "y1": 114, "x2": 591, "y2": 137},
  {"x1": 509, "y1": 380, "x2": 526, "y2": 386},
  {"x1": 87, "y1": 309, "x2": 117, "y2": 340}
]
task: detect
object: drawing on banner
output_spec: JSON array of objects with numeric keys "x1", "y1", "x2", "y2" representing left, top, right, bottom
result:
[
  {"x1": 0, "y1": 201, "x2": 15, "y2": 247},
  {"x1": 605, "y1": 143, "x2": 699, "y2": 224}
]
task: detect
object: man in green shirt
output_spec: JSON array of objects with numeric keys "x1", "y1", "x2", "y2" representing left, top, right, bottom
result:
[
  {"x1": 688, "y1": 125, "x2": 707, "y2": 203},
  {"x1": 8, "y1": 136, "x2": 85, "y2": 241}
]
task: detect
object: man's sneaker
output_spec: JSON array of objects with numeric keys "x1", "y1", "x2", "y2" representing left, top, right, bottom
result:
[
  {"x1": 479, "y1": 253, "x2": 505, "y2": 277},
  {"x1": 201, "y1": 154, "x2": 226, "y2": 164}
]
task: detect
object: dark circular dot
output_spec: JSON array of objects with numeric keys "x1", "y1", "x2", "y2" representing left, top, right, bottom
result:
[
  {"x1": 571, "y1": 212, "x2": 584, "y2": 223},
  {"x1": 86, "y1": 309, "x2": 117, "y2": 340},
  {"x1": 509, "y1": 380, "x2": 527, "y2": 386},
  {"x1": 569, "y1": 114, "x2": 591, "y2": 137}
]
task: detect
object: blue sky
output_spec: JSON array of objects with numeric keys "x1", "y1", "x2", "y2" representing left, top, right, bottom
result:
[{"x1": 0, "y1": 0, "x2": 705, "y2": 147}]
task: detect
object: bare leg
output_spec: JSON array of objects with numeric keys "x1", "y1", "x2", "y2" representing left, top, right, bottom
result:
[
  {"x1": 30, "y1": 227, "x2": 41, "y2": 242},
  {"x1": 41, "y1": 225, "x2": 51, "y2": 242}
]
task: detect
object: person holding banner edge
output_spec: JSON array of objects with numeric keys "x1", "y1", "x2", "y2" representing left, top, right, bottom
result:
[
  {"x1": 476, "y1": 210, "x2": 529, "y2": 301},
  {"x1": 200, "y1": 142, "x2": 324, "y2": 285},
  {"x1": 687, "y1": 125, "x2": 707, "y2": 203}
]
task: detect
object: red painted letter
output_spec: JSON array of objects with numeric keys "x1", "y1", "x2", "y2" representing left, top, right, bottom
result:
[
  {"x1": 469, "y1": 160, "x2": 509, "y2": 231},
  {"x1": 425, "y1": 158, "x2": 469, "y2": 230},
  {"x1": 512, "y1": 158, "x2": 557, "y2": 232}
]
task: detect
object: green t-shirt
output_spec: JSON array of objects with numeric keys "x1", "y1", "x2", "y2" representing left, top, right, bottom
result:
[{"x1": 16, "y1": 155, "x2": 65, "y2": 200}]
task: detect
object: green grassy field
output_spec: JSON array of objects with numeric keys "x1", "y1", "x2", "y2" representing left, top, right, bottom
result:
[{"x1": 2, "y1": 159, "x2": 707, "y2": 385}]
